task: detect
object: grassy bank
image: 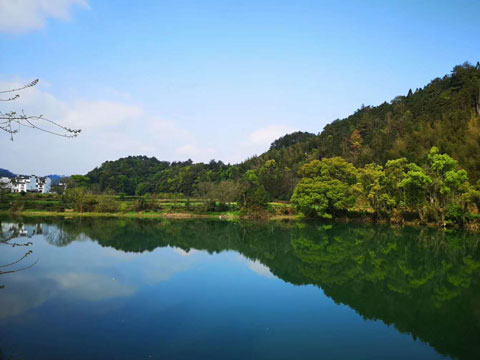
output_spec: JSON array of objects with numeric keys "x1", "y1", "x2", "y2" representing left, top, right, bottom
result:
[
  {"x1": 0, "y1": 192, "x2": 296, "y2": 220},
  {"x1": 1, "y1": 192, "x2": 479, "y2": 230},
  {"x1": 0, "y1": 209, "x2": 301, "y2": 222}
]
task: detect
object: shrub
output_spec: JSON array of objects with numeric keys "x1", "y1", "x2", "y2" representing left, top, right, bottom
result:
[{"x1": 95, "y1": 196, "x2": 119, "y2": 213}]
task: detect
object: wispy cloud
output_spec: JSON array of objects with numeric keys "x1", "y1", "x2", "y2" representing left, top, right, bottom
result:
[
  {"x1": 1, "y1": 78, "x2": 299, "y2": 173},
  {"x1": 0, "y1": 0, "x2": 89, "y2": 33},
  {"x1": 247, "y1": 125, "x2": 296, "y2": 148},
  {"x1": 176, "y1": 144, "x2": 217, "y2": 162},
  {"x1": 0, "y1": 79, "x2": 193, "y2": 174},
  {"x1": 227, "y1": 124, "x2": 297, "y2": 163}
]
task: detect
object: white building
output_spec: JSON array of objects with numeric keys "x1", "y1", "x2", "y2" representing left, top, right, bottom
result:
[
  {"x1": 12, "y1": 175, "x2": 37, "y2": 193},
  {"x1": 6, "y1": 175, "x2": 52, "y2": 193},
  {"x1": 37, "y1": 177, "x2": 52, "y2": 193}
]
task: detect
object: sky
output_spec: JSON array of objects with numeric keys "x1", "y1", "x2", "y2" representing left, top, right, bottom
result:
[{"x1": 1, "y1": 0, "x2": 479, "y2": 175}]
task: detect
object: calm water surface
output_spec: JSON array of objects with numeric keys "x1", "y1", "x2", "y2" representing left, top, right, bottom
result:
[{"x1": 0, "y1": 218, "x2": 479, "y2": 359}]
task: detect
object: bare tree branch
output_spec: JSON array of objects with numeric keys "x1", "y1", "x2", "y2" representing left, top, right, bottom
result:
[
  {"x1": 0, "y1": 79, "x2": 38, "y2": 94},
  {"x1": 0, "y1": 94, "x2": 19, "y2": 101},
  {"x1": 1, "y1": 79, "x2": 81, "y2": 140}
]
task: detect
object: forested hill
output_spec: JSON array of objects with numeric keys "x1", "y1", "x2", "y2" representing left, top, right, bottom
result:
[
  {"x1": 85, "y1": 62, "x2": 480, "y2": 196},
  {"x1": 0, "y1": 168, "x2": 15, "y2": 178},
  {"x1": 245, "y1": 62, "x2": 480, "y2": 178}
]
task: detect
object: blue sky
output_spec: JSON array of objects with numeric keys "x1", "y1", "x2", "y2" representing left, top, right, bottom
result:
[{"x1": 1, "y1": 0, "x2": 479, "y2": 174}]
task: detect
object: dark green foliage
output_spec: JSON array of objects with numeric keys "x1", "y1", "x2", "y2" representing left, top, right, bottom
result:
[
  {"x1": 310, "y1": 63, "x2": 480, "y2": 177},
  {"x1": 86, "y1": 156, "x2": 229, "y2": 196},
  {"x1": 269, "y1": 131, "x2": 316, "y2": 151},
  {"x1": 238, "y1": 170, "x2": 269, "y2": 210},
  {"x1": 68, "y1": 175, "x2": 91, "y2": 188}
]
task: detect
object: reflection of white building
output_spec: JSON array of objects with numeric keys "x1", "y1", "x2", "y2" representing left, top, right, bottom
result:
[
  {"x1": 0, "y1": 177, "x2": 13, "y2": 191},
  {"x1": 1, "y1": 222, "x2": 15, "y2": 234},
  {"x1": 1, "y1": 222, "x2": 43, "y2": 237}
]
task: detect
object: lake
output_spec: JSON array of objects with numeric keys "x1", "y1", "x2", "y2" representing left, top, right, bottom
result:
[{"x1": 0, "y1": 217, "x2": 479, "y2": 360}]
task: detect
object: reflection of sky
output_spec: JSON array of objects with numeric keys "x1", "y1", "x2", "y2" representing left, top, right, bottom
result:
[
  {"x1": 0, "y1": 232, "x2": 208, "y2": 320},
  {"x1": 0, "y1": 222, "x2": 445, "y2": 360}
]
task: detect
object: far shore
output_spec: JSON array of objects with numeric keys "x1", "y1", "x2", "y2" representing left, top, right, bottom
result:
[{"x1": 0, "y1": 210, "x2": 298, "y2": 221}]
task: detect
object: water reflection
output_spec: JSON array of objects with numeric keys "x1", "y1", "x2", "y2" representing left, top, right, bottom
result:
[{"x1": 1, "y1": 217, "x2": 480, "y2": 359}]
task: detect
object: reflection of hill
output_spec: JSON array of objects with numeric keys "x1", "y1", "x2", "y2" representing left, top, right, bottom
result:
[{"x1": 5, "y1": 217, "x2": 480, "y2": 360}]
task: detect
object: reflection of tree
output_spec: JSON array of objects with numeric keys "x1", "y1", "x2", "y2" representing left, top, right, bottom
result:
[
  {"x1": 44, "y1": 224, "x2": 80, "y2": 247},
  {"x1": 9, "y1": 217, "x2": 480, "y2": 359},
  {"x1": 0, "y1": 222, "x2": 39, "y2": 289}
]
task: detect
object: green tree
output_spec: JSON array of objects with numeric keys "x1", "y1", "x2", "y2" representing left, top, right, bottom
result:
[
  {"x1": 63, "y1": 187, "x2": 96, "y2": 212},
  {"x1": 291, "y1": 158, "x2": 358, "y2": 218},
  {"x1": 426, "y1": 147, "x2": 469, "y2": 225},
  {"x1": 238, "y1": 170, "x2": 268, "y2": 210},
  {"x1": 399, "y1": 163, "x2": 431, "y2": 216},
  {"x1": 358, "y1": 163, "x2": 384, "y2": 215}
]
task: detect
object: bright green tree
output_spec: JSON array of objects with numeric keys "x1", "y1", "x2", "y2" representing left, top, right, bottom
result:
[
  {"x1": 291, "y1": 158, "x2": 358, "y2": 218},
  {"x1": 426, "y1": 147, "x2": 469, "y2": 225}
]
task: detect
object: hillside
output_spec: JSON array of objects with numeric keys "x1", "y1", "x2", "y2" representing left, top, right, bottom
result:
[
  {"x1": 248, "y1": 62, "x2": 480, "y2": 178},
  {"x1": 0, "y1": 168, "x2": 15, "y2": 178},
  {"x1": 85, "y1": 62, "x2": 480, "y2": 196}
]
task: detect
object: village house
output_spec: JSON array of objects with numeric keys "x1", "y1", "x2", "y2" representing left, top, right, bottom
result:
[
  {"x1": 4, "y1": 175, "x2": 52, "y2": 193},
  {"x1": 37, "y1": 177, "x2": 52, "y2": 193},
  {"x1": 11, "y1": 175, "x2": 37, "y2": 193}
]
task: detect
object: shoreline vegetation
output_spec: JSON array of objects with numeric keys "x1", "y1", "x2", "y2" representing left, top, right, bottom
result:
[
  {"x1": 3, "y1": 147, "x2": 480, "y2": 231},
  {"x1": 0, "y1": 209, "x2": 458, "y2": 231},
  {"x1": 1, "y1": 147, "x2": 479, "y2": 232}
]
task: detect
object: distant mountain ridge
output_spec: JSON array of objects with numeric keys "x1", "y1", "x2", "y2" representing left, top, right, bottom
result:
[
  {"x1": 0, "y1": 168, "x2": 15, "y2": 178},
  {"x1": 46, "y1": 175, "x2": 66, "y2": 185},
  {"x1": 0, "y1": 169, "x2": 65, "y2": 184}
]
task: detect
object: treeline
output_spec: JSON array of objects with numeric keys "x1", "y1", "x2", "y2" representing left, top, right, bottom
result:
[
  {"x1": 291, "y1": 147, "x2": 480, "y2": 228},
  {"x1": 11, "y1": 146, "x2": 480, "y2": 229}
]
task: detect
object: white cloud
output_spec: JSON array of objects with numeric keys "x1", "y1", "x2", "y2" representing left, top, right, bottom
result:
[
  {"x1": 150, "y1": 119, "x2": 191, "y2": 141},
  {"x1": 226, "y1": 124, "x2": 297, "y2": 163},
  {"x1": 248, "y1": 125, "x2": 297, "y2": 147},
  {"x1": 63, "y1": 101, "x2": 144, "y2": 129},
  {"x1": 176, "y1": 144, "x2": 217, "y2": 162},
  {"x1": 0, "y1": 79, "x2": 193, "y2": 174},
  {"x1": 0, "y1": 79, "x2": 301, "y2": 174},
  {"x1": 49, "y1": 272, "x2": 135, "y2": 301},
  {"x1": 0, "y1": 0, "x2": 89, "y2": 33}
]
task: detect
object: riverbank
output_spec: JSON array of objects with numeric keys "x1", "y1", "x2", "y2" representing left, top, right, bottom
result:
[
  {"x1": 3, "y1": 209, "x2": 478, "y2": 232},
  {"x1": 1, "y1": 194, "x2": 479, "y2": 230},
  {"x1": 0, "y1": 209, "x2": 299, "y2": 221}
]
